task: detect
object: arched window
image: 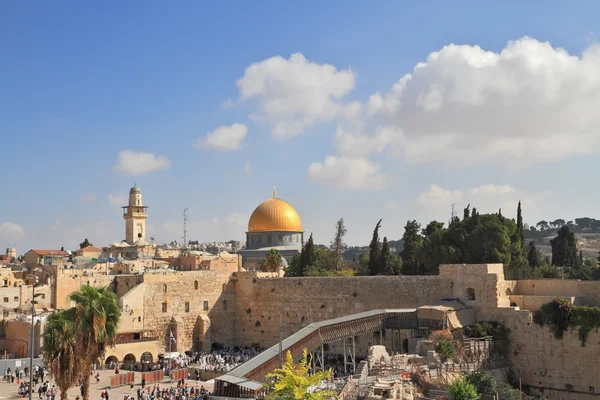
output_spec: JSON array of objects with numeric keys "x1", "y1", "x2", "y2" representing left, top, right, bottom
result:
[
  {"x1": 163, "y1": 284, "x2": 167, "y2": 293},
  {"x1": 194, "y1": 281, "x2": 199, "y2": 290},
  {"x1": 505, "y1": 288, "x2": 512, "y2": 296},
  {"x1": 466, "y1": 287, "x2": 476, "y2": 301}
]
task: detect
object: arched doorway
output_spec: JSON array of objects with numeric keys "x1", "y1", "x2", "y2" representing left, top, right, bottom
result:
[
  {"x1": 141, "y1": 352, "x2": 153, "y2": 372},
  {"x1": 123, "y1": 354, "x2": 136, "y2": 370},
  {"x1": 105, "y1": 356, "x2": 118, "y2": 369},
  {"x1": 465, "y1": 287, "x2": 476, "y2": 301}
]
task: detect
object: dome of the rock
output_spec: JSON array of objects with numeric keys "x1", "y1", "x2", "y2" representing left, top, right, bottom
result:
[{"x1": 247, "y1": 197, "x2": 303, "y2": 233}]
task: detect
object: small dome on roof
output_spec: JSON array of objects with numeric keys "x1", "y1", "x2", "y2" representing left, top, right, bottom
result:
[
  {"x1": 130, "y1": 185, "x2": 141, "y2": 194},
  {"x1": 134, "y1": 238, "x2": 149, "y2": 247}
]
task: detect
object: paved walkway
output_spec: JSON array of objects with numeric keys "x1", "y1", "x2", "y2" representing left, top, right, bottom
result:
[{"x1": 0, "y1": 372, "x2": 214, "y2": 400}]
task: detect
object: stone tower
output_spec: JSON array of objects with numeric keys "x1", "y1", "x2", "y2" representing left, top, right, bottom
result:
[
  {"x1": 122, "y1": 185, "x2": 148, "y2": 244},
  {"x1": 5, "y1": 248, "x2": 16, "y2": 260}
]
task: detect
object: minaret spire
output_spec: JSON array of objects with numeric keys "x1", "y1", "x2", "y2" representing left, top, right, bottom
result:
[{"x1": 273, "y1": 185, "x2": 277, "y2": 198}]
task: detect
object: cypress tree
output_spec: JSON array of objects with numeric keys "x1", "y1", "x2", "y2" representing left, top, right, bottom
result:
[
  {"x1": 517, "y1": 201, "x2": 525, "y2": 249},
  {"x1": 299, "y1": 234, "x2": 316, "y2": 275},
  {"x1": 368, "y1": 219, "x2": 382, "y2": 276},
  {"x1": 379, "y1": 237, "x2": 390, "y2": 275},
  {"x1": 527, "y1": 241, "x2": 539, "y2": 268},
  {"x1": 400, "y1": 220, "x2": 423, "y2": 275}
]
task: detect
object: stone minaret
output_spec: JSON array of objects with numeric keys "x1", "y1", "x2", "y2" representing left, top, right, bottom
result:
[{"x1": 122, "y1": 184, "x2": 148, "y2": 244}]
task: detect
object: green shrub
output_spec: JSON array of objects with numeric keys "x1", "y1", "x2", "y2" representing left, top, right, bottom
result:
[
  {"x1": 466, "y1": 372, "x2": 496, "y2": 395},
  {"x1": 434, "y1": 338, "x2": 455, "y2": 363},
  {"x1": 534, "y1": 297, "x2": 600, "y2": 345},
  {"x1": 447, "y1": 378, "x2": 480, "y2": 400}
]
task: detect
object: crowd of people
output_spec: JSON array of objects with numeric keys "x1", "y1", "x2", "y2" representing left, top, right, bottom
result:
[
  {"x1": 323, "y1": 353, "x2": 366, "y2": 378},
  {"x1": 189, "y1": 347, "x2": 262, "y2": 372},
  {"x1": 150, "y1": 347, "x2": 262, "y2": 374},
  {"x1": 133, "y1": 380, "x2": 211, "y2": 400}
]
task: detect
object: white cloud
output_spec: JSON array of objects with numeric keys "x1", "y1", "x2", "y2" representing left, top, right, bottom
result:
[
  {"x1": 366, "y1": 37, "x2": 600, "y2": 167},
  {"x1": 236, "y1": 52, "x2": 355, "y2": 139},
  {"x1": 108, "y1": 193, "x2": 126, "y2": 206},
  {"x1": 194, "y1": 123, "x2": 248, "y2": 152},
  {"x1": 308, "y1": 156, "x2": 387, "y2": 190},
  {"x1": 333, "y1": 124, "x2": 404, "y2": 158},
  {"x1": 415, "y1": 184, "x2": 553, "y2": 220},
  {"x1": 243, "y1": 161, "x2": 252, "y2": 176},
  {"x1": 417, "y1": 185, "x2": 463, "y2": 210},
  {"x1": 159, "y1": 212, "x2": 248, "y2": 244},
  {"x1": 0, "y1": 222, "x2": 25, "y2": 240},
  {"x1": 113, "y1": 150, "x2": 170, "y2": 176},
  {"x1": 80, "y1": 192, "x2": 96, "y2": 205}
]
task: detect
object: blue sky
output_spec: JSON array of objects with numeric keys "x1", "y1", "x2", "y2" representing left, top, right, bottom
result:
[{"x1": 2, "y1": 1, "x2": 600, "y2": 252}]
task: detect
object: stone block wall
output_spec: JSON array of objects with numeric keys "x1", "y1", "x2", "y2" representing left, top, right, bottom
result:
[
  {"x1": 141, "y1": 271, "x2": 236, "y2": 353},
  {"x1": 439, "y1": 264, "x2": 511, "y2": 320},
  {"x1": 119, "y1": 283, "x2": 145, "y2": 333},
  {"x1": 510, "y1": 324, "x2": 600, "y2": 399},
  {"x1": 233, "y1": 273, "x2": 453, "y2": 348},
  {"x1": 516, "y1": 279, "x2": 600, "y2": 305}
]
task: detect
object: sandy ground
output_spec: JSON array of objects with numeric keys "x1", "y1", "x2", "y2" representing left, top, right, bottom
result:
[{"x1": 0, "y1": 371, "x2": 214, "y2": 400}]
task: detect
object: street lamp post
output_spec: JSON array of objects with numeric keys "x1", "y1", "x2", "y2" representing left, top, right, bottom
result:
[{"x1": 28, "y1": 277, "x2": 42, "y2": 400}]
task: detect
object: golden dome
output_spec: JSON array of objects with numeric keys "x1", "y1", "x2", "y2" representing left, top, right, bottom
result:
[{"x1": 248, "y1": 194, "x2": 303, "y2": 233}]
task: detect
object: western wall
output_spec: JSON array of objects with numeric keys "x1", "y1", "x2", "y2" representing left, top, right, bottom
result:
[{"x1": 97, "y1": 263, "x2": 600, "y2": 398}]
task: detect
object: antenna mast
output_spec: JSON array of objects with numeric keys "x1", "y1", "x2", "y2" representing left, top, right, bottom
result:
[{"x1": 183, "y1": 208, "x2": 188, "y2": 247}]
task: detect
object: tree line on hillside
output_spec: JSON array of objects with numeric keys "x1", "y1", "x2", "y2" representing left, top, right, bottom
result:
[
  {"x1": 525, "y1": 217, "x2": 600, "y2": 243},
  {"x1": 280, "y1": 203, "x2": 600, "y2": 280}
]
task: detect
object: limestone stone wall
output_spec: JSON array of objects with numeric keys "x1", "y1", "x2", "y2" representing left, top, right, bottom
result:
[
  {"x1": 119, "y1": 284, "x2": 145, "y2": 333},
  {"x1": 54, "y1": 271, "x2": 116, "y2": 309},
  {"x1": 233, "y1": 273, "x2": 453, "y2": 348},
  {"x1": 140, "y1": 271, "x2": 236, "y2": 353},
  {"x1": 510, "y1": 323, "x2": 600, "y2": 399},
  {"x1": 509, "y1": 295, "x2": 574, "y2": 312},
  {"x1": 516, "y1": 279, "x2": 600, "y2": 305},
  {"x1": 439, "y1": 264, "x2": 512, "y2": 320}
]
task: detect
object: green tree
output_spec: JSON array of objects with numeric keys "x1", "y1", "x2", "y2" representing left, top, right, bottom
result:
[
  {"x1": 527, "y1": 241, "x2": 539, "y2": 268},
  {"x1": 400, "y1": 220, "x2": 423, "y2": 275},
  {"x1": 368, "y1": 219, "x2": 382, "y2": 276},
  {"x1": 79, "y1": 238, "x2": 92, "y2": 248},
  {"x1": 536, "y1": 221, "x2": 549, "y2": 231},
  {"x1": 416, "y1": 221, "x2": 456, "y2": 275},
  {"x1": 388, "y1": 254, "x2": 402, "y2": 275},
  {"x1": 42, "y1": 309, "x2": 80, "y2": 400},
  {"x1": 447, "y1": 378, "x2": 480, "y2": 400},
  {"x1": 329, "y1": 218, "x2": 347, "y2": 270},
  {"x1": 70, "y1": 286, "x2": 120, "y2": 400},
  {"x1": 378, "y1": 237, "x2": 390, "y2": 275},
  {"x1": 264, "y1": 248, "x2": 283, "y2": 272},
  {"x1": 266, "y1": 349, "x2": 335, "y2": 400},
  {"x1": 466, "y1": 372, "x2": 496, "y2": 395},
  {"x1": 516, "y1": 201, "x2": 525, "y2": 249},
  {"x1": 285, "y1": 253, "x2": 302, "y2": 277},
  {"x1": 551, "y1": 225, "x2": 578, "y2": 268},
  {"x1": 434, "y1": 338, "x2": 455, "y2": 363}
]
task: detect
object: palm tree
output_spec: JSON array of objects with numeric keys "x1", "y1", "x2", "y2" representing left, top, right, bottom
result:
[
  {"x1": 42, "y1": 309, "x2": 80, "y2": 400},
  {"x1": 70, "y1": 286, "x2": 120, "y2": 400},
  {"x1": 266, "y1": 349, "x2": 334, "y2": 400},
  {"x1": 264, "y1": 248, "x2": 283, "y2": 272}
]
